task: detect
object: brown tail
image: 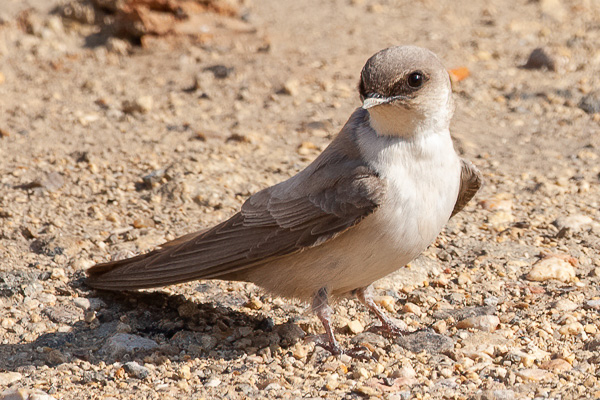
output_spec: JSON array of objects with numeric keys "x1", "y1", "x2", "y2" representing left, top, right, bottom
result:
[{"x1": 86, "y1": 230, "x2": 209, "y2": 291}]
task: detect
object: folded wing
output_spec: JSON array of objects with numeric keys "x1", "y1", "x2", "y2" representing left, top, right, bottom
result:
[
  {"x1": 86, "y1": 160, "x2": 386, "y2": 290},
  {"x1": 451, "y1": 159, "x2": 483, "y2": 218}
]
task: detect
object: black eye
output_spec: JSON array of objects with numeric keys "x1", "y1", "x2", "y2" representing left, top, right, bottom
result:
[{"x1": 407, "y1": 72, "x2": 424, "y2": 89}]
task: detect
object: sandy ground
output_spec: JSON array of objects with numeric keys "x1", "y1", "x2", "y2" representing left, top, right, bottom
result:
[{"x1": 2, "y1": 0, "x2": 600, "y2": 398}]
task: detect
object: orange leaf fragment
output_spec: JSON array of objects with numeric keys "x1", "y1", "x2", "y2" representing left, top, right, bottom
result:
[{"x1": 449, "y1": 67, "x2": 470, "y2": 82}]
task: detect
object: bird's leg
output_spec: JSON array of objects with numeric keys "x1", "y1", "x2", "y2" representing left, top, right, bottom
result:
[
  {"x1": 308, "y1": 287, "x2": 373, "y2": 360},
  {"x1": 310, "y1": 287, "x2": 342, "y2": 355},
  {"x1": 355, "y1": 285, "x2": 408, "y2": 337}
]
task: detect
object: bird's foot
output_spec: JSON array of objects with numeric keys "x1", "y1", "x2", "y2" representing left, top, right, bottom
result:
[
  {"x1": 306, "y1": 333, "x2": 343, "y2": 355},
  {"x1": 344, "y1": 345, "x2": 375, "y2": 361},
  {"x1": 305, "y1": 334, "x2": 373, "y2": 360},
  {"x1": 367, "y1": 321, "x2": 410, "y2": 338}
]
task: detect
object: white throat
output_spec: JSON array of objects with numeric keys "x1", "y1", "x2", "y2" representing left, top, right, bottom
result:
[{"x1": 366, "y1": 101, "x2": 452, "y2": 139}]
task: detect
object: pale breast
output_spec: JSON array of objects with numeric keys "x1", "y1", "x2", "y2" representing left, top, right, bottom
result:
[{"x1": 242, "y1": 131, "x2": 461, "y2": 300}]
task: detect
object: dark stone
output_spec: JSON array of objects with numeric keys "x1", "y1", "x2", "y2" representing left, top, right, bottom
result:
[
  {"x1": 203, "y1": 64, "x2": 234, "y2": 79},
  {"x1": 396, "y1": 330, "x2": 454, "y2": 353},
  {"x1": 579, "y1": 91, "x2": 600, "y2": 114},
  {"x1": 433, "y1": 305, "x2": 496, "y2": 320},
  {"x1": 523, "y1": 47, "x2": 556, "y2": 71},
  {"x1": 124, "y1": 361, "x2": 150, "y2": 379}
]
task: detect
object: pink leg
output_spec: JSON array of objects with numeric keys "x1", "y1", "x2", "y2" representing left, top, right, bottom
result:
[
  {"x1": 311, "y1": 287, "x2": 343, "y2": 354},
  {"x1": 355, "y1": 286, "x2": 407, "y2": 336},
  {"x1": 309, "y1": 288, "x2": 372, "y2": 359}
]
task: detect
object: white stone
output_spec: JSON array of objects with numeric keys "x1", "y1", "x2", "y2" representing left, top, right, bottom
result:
[
  {"x1": 347, "y1": 320, "x2": 364, "y2": 334},
  {"x1": 205, "y1": 378, "x2": 221, "y2": 387},
  {"x1": 0, "y1": 372, "x2": 22, "y2": 386},
  {"x1": 101, "y1": 333, "x2": 158, "y2": 358},
  {"x1": 527, "y1": 257, "x2": 575, "y2": 282},
  {"x1": 553, "y1": 215, "x2": 594, "y2": 232},
  {"x1": 73, "y1": 298, "x2": 91, "y2": 310},
  {"x1": 551, "y1": 299, "x2": 578, "y2": 312},
  {"x1": 456, "y1": 315, "x2": 499, "y2": 332},
  {"x1": 558, "y1": 322, "x2": 584, "y2": 336},
  {"x1": 516, "y1": 368, "x2": 552, "y2": 381},
  {"x1": 402, "y1": 302, "x2": 421, "y2": 315}
]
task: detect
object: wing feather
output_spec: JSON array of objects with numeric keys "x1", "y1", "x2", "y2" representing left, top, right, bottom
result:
[
  {"x1": 451, "y1": 159, "x2": 483, "y2": 218},
  {"x1": 86, "y1": 112, "x2": 387, "y2": 290}
]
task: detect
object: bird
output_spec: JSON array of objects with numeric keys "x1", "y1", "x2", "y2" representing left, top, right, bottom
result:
[{"x1": 87, "y1": 45, "x2": 482, "y2": 355}]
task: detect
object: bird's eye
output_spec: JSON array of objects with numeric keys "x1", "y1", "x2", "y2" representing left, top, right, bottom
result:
[{"x1": 407, "y1": 72, "x2": 424, "y2": 89}]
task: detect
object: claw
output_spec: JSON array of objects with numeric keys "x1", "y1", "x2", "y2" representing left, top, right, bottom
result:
[
  {"x1": 305, "y1": 334, "x2": 374, "y2": 360},
  {"x1": 367, "y1": 322, "x2": 410, "y2": 338},
  {"x1": 305, "y1": 333, "x2": 343, "y2": 355},
  {"x1": 355, "y1": 286, "x2": 409, "y2": 338},
  {"x1": 344, "y1": 345, "x2": 375, "y2": 361},
  {"x1": 310, "y1": 287, "x2": 377, "y2": 359}
]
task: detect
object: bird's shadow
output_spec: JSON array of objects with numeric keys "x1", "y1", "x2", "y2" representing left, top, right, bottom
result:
[{"x1": 0, "y1": 276, "x2": 304, "y2": 372}]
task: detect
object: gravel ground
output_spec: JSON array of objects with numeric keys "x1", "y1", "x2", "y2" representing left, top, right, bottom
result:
[{"x1": 2, "y1": 0, "x2": 600, "y2": 398}]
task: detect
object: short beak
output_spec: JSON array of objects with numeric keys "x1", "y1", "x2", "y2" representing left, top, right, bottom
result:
[
  {"x1": 362, "y1": 97, "x2": 389, "y2": 109},
  {"x1": 362, "y1": 95, "x2": 408, "y2": 110}
]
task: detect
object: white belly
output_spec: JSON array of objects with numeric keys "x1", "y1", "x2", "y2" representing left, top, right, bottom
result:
[{"x1": 244, "y1": 131, "x2": 462, "y2": 300}]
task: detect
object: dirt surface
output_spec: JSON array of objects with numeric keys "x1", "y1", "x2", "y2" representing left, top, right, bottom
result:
[{"x1": 2, "y1": 0, "x2": 600, "y2": 398}]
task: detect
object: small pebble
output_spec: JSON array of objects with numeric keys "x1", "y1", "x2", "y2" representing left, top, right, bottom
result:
[
  {"x1": 282, "y1": 78, "x2": 300, "y2": 96},
  {"x1": 479, "y1": 389, "x2": 515, "y2": 400},
  {"x1": 523, "y1": 47, "x2": 557, "y2": 71},
  {"x1": 292, "y1": 344, "x2": 309, "y2": 360},
  {"x1": 101, "y1": 333, "x2": 158, "y2": 359},
  {"x1": 527, "y1": 257, "x2": 575, "y2": 282},
  {"x1": 84, "y1": 310, "x2": 96, "y2": 323},
  {"x1": 356, "y1": 367, "x2": 370, "y2": 380},
  {"x1": 558, "y1": 322, "x2": 583, "y2": 336},
  {"x1": 347, "y1": 320, "x2": 364, "y2": 334},
  {"x1": 124, "y1": 361, "x2": 150, "y2": 379},
  {"x1": 297, "y1": 141, "x2": 317, "y2": 156},
  {"x1": 355, "y1": 385, "x2": 379, "y2": 396},
  {"x1": 106, "y1": 37, "x2": 131, "y2": 55},
  {"x1": 73, "y1": 297, "x2": 91, "y2": 310},
  {"x1": 0, "y1": 389, "x2": 56, "y2": 400},
  {"x1": 553, "y1": 215, "x2": 594, "y2": 232},
  {"x1": 45, "y1": 349, "x2": 68, "y2": 365},
  {"x1": 402, "y1": 302, "x2": 421, "y2": 315},
  {"x1": 432, "y1": 320, "x2": 447, "y2": 334},
  {"x1": 457, "y1": 272, "x2": 472, "y2": 286},
  {"x1": 539, "y1": 0, "x2": 566, "y2": 20},
  {"x1": 551, "y1": 299, "x2": 578, "y2": 312},
  {"x1": 244, "y1": 297, "x2": 263, "y2": 310},
  {"x1": 178, "y1": 365, "x2": 192, "y2": 380},
  {"x1": 540, "y1": 358, "x2": 572, "y2": 372},
  {"x1": 479, "y1": 195, "x2": 513, "y2": 212},
  {"x1": 585, "y1": 299, "x2": 600, "y2": 309},
  {"x1": 200, "y1": 335, "x2": 218, "y2": 351},
  {"x1": 325, "y1": 378, "x2": 339, "y2": 390},
  {"x1": 515, "y1": 368, "x2": 552, "y2": 381},
  {"x1": 122, "y1": 96, "x2": 153, "y2": 114},
  {"x1": 0, "y1": 372, "x2": 23, "y2": 385},
  {"x1": 133, "y1": 217, "x2": 155, "y2": 229},
  {"x1": 50, "y1": 268, "x2": 66, "y2": 280},
  {"x1": 507, "y1": 350, "x2": 536, "y2": 367},
  {"x1": 374, "y1": 295, "x2": 396, "y2": 312},
  {"x1": 205, "y1": 378, "x2": 221, "y2": 388},
  {"x1": 456, "y1": 315, "x2": 499, "y2": 332},
  {"x1": 579, "y1": 91, "x2": 600, "y2": 114}
]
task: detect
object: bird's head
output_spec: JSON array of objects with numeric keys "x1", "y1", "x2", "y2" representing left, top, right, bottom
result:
[{"x1": 359, "y1": 46, "x2": 454, "y2": 138}]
